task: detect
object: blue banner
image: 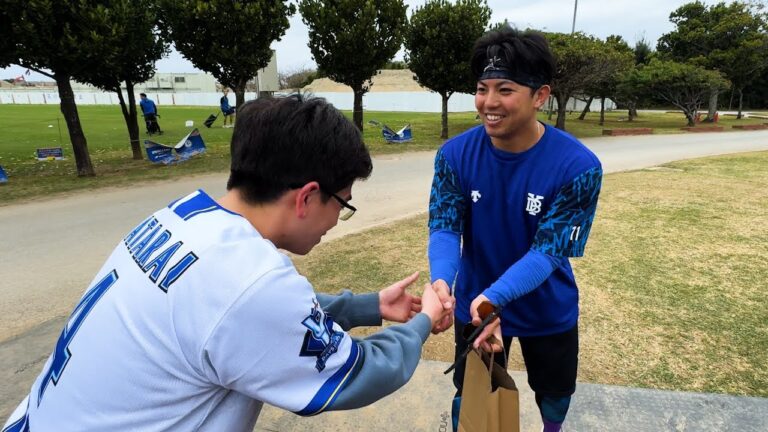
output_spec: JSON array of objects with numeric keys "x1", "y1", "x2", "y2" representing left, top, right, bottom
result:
[
  {"x1": 0, "y1": 165, "x2": 7, "y2": 183},
  {"x1": 367, "y1": 120, "x2": 412, "y2": 143},
  {"x1": 144, "y1": 128, "x2": 207, "y2": 165},
  {"x1": 36, "y1": 147, "x2": 64, "y2": 160}
]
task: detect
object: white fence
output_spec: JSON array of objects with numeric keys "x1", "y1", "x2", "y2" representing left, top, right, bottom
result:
[
  {"x1": 0, "y1": 91, "x2": 243, "y2": 107},
  {"x1": 0, "y1": 90, "x2": 614, "y2": 113}
]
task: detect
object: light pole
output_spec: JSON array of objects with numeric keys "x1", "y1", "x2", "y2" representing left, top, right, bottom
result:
[{"x1": 571, "y1": 0, "x2": 578, "y2": 34}]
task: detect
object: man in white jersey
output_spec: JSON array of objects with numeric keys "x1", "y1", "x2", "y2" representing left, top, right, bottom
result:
[{"x1": 4, "y1": 95, "x2": 451, "y2": 432}]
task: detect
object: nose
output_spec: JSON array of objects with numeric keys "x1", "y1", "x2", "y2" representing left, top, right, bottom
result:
[{"x1": 484, "y1": 89, "x2": 501, "y2": 108}]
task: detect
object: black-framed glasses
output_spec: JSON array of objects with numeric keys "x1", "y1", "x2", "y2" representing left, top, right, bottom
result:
[{"x1": 319, "y1": 187, "x2": 357, "y2": 221}]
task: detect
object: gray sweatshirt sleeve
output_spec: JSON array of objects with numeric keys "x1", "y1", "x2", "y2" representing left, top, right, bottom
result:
[
  {"x1": 325, "y1": 313, "x2": 432, "y2": 411},
  {"x1": 317, "y1": 290, "x2": 382, "y2": 330}
]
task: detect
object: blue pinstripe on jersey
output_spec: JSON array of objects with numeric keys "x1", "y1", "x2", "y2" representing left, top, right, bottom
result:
[{"x1": 295, "y1": 341, "x2": 362, "y2": 416}]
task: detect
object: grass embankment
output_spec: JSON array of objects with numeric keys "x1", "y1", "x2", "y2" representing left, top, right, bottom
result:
[
  {"x1": 1, "y1": 104, "x2": 766, "y2": 205},
  {"x1": 294, "y1": 151, "x2": 768, "y2": 397}
]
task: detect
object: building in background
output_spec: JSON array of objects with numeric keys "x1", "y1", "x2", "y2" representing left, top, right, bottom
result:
[{"x1": 2, "y1": 52, "x2": 279, "y2": 104}]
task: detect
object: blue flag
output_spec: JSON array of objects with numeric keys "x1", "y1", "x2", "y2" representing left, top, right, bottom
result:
[{"x1": 144, "y1": 128, "x2": 207, "y2": 164}]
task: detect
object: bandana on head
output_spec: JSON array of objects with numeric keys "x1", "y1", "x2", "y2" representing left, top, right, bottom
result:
[{"x1": 478, "y1": 46, "x2": 545, "y2": 89}]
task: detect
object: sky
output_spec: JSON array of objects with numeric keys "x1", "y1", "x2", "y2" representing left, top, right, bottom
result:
[{"x1": 2, "y1": 0, "x2": 737, "y2": 81}]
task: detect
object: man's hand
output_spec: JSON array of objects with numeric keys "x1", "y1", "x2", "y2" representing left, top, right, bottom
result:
[
  {"x1": 430, "y1": 279, "x2": 455, "y2": 334},
  {"x1": 421, "y1": 282, "x2": 453, "y2": 328},
  {"x1": 470, "y1": 295, "x2": 502, "y2": 353},
  {"x1": 379, "y1": 271, "x2": 422, "y2": 322}
]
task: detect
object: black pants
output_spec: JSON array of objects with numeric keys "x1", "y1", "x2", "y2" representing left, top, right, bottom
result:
[
  {"x1": 144, "y1": 114, "x2": 162, "y2": 134},
  {"x1": 452, "y1": 320, "x2": 578, "y2": 398}
]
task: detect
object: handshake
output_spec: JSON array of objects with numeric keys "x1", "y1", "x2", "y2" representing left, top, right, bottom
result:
[
  {"x1": 377, "y1": 272, "x2": 453, "y2": 332},
  {"x1": 378, "y1": 272, "x2": 502, "y2": 352}
]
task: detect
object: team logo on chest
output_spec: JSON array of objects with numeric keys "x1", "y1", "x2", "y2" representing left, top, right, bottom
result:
[
  {"x1": 299, "y1": 299, "x2": 344, "y2": 372},
  {"x1": 471, "y1": 190, "x2": 482, "y2": 203},
  {"x1": 526, "y1": 193, "x2": 544, "y2": 216}
]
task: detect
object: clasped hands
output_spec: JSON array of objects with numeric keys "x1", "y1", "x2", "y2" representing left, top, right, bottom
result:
[
  {"x1": 431, "y1": 279, "x2": 502, "y2": 353},
  {"x1": 378, "y1": 273, "x2": 501, "y2": 352}
]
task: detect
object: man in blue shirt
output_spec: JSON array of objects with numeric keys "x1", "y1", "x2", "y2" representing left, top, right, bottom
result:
[
  {"x1": 428, "y1": 27, "x2": 602, "y2": 432},
  {"x1": 220, "y1": 88, "x2": 236, "y2": 128},
  {"x1": 139, "y1": 93, "x2": 163, "y2": 135}
]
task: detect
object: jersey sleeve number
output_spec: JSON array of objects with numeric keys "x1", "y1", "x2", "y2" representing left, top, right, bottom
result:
[
  {"x1": 36, "y1": 270, "x2": 119, "y2": 406},
  {"x1": 570, "y1": 225, "x2": 581, "y2": 241}
]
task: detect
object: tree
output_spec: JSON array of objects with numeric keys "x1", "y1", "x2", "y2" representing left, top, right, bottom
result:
[
  {"x1": 76, "y1": 0, "x2": 168, "y2": 160},
  {"x1": 609, "y1": 38, "x2": 655, "y2": 122},
  {"x1": 626, "y1": 59, "x2": 729, "y2": 126},
  {"x1": 159, "y1": 0, "x2": 295, "y2": 108},
  {"x1": 658, "y1": 1, "x2": 768, "y2": 119},
  {"x1": 633, "y1": 37, "x2": 654, "y2": 66},
  {"x1": 404, "y1": 0, "x2": 491, "y2": 139},
  {"x1": 7, "y1": 0, "x2": 123, "y2": 176},
  {"x1": 578, "y1": 35, "x2": 634, "y2": 125},
  {"x1": 279, "y1": 66, "x2": 319, "y2": 90},
  {"x1": 546, "y1": 32, "x2": 608, "y2": 131},
  {"x1": 0, "y1": 0, "x2": 17, "y2": 68},
  {"x1": 300, "y1": 0, "x2": 408, "y2": 130}
]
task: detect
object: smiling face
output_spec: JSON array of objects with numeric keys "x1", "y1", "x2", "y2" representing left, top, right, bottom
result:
[{"x1": 475, "y1": 79, "x2": 548, "y2": 149}]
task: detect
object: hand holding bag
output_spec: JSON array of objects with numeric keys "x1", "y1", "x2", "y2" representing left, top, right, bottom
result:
[{"x1": 458, "y1": 349, "x2": 520, "y2": 432}]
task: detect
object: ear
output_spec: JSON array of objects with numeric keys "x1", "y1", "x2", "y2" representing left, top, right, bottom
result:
[
  {"x1": 293, "y1": 181, "x2": 321, "y2": 219},
  {"x1": 533, "y1": 85, "x2": 551, "y2": 109}
]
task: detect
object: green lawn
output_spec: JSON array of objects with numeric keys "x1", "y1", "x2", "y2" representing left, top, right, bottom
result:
[
  {"x1": 1, "y1": 104, "x2": 766, "y2": 205},
  {"x1": 294, "y1": 151, "x2": 768, "y2": 397}
]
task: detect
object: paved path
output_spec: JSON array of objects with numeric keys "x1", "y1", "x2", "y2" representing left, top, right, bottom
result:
[
  {"x1": 2, "y1": 130, "x2": 768, "y2": 427},
  {"x1": 255, "y1": 360, "x2": 768, "y2": 432}
]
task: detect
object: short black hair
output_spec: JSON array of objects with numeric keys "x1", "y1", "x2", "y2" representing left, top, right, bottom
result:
[
  {"x1": 227, "y1": 94, "x2": 373, "y2": 204},
  {"x1": 139, "y1": 93, "x2": 147, "y2": 97},
  {"x1": 470, "y1": 26, "x2": 555, "y2": 88}
]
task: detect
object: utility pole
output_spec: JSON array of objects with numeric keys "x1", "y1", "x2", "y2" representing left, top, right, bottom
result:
[{"x1": 571, "y1": 0, "x2": 578, "y2": 34}]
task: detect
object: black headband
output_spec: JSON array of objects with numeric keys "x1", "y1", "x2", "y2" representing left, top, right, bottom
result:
[{"x1": 478, "y1": 49, "x2": 545, "y2": 89}]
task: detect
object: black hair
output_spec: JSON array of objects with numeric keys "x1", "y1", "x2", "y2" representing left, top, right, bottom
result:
[
  {"x1": 227, "y1": 94, "x2": 373, "y2": 204},
  {"x1": 470, "y1": 26, "x2": 555, "y2": 89},
  {"x1": 139, "y1": 93, "x2": 147, "y2": 97}
]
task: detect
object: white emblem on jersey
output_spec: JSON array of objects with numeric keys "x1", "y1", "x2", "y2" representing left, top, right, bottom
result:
[
  {"x1": 300, "y1": 299, "x2": 343, "y2": 372},
  {"x1": 471, "y1": 190, "x2": 482, "y2": 203},
  {"x1": 526, "y1": 193, "x2": 544, "y2": 215}
]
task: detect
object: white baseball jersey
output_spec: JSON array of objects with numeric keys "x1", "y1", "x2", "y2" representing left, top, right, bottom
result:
[{"x1": 4, "y1": 190, "x2": 363, "y2": 432}]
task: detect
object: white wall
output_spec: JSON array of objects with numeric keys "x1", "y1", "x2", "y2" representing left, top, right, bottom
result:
[
  {"x1": 0, "y1": 89, "x2": 615, "y2": 113},
  {"x1": 0, "y1": 91, "x2": 250, "y2": 107}
]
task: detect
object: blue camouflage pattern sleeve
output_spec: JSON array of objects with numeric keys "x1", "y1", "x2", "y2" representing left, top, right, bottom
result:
[
  {"x1": 533, "y1": 166, "x2": 602, "y2": 257},
  {"x1": 428, "y1": 149, "x2": 466, "y2": 233}
]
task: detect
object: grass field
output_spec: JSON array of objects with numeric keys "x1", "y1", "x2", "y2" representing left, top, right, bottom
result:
[
  {"x1": 1, "y1": 104, "x2": 766, "y2": 205},
  {"x1": 293, "y1": 151, "x2": 768, "y2": 397}
]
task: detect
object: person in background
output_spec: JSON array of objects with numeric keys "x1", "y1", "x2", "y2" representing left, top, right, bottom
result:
[
  {"x1": 139, "y1": 92, "x2": 163, "y2": 135},
  {"x1": 220, "y1": 88, "x2": 236, "y2": 128}
]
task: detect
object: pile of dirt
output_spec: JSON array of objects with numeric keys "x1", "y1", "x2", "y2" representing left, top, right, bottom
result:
[{"x1": 302, "y1": 69, "x2": 430, "y2": 93}]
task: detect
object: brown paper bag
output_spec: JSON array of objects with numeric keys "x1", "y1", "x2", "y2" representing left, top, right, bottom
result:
[{"x1": 458, "y1": 349, "x2": 520, "y2": 432}]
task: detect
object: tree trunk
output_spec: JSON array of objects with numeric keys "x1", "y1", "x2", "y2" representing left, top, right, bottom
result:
[
  {"x1": 705, "y1": 90, "x2": 718, "y2": 122},
  {"x1": 736, "y1": 88, "x2": 744, "y2": 120},
  {"x1": 728, "y1": 87, "x2": 735, "y2": 110},
  {"x1": 599, "y1": 97, "x2": 606, "y2": 126},
  {"x1": 440, "y1": 92, "x2": 450, "y2": 139},
  {"x1": 685, "y1": 109, "x2": 696, "y2": 127},
  {"x1": 352, "y1": 86, "x2": 364, "y2": 131},
  {"x1": 629, "y1": 102, "x2": 638, "y2": 121},
  {"x1": 56, "y1": 76, "x2": 94, "y2": 177},
  {"x1": 234, "y1": 79, "x2": 248, "y2": 109},
  {"x1": 547, "y1": 96, "x2": 555, "y2": 120},
  {"x1": 578, "y1": 96, "x2": 593, "y2": 120},
  {"x1": 555, "y1": 92, "x2": 568, "y2": 130},
  {"x1": 116, "y1": 81, "x2": 142, "y2": 160}
]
